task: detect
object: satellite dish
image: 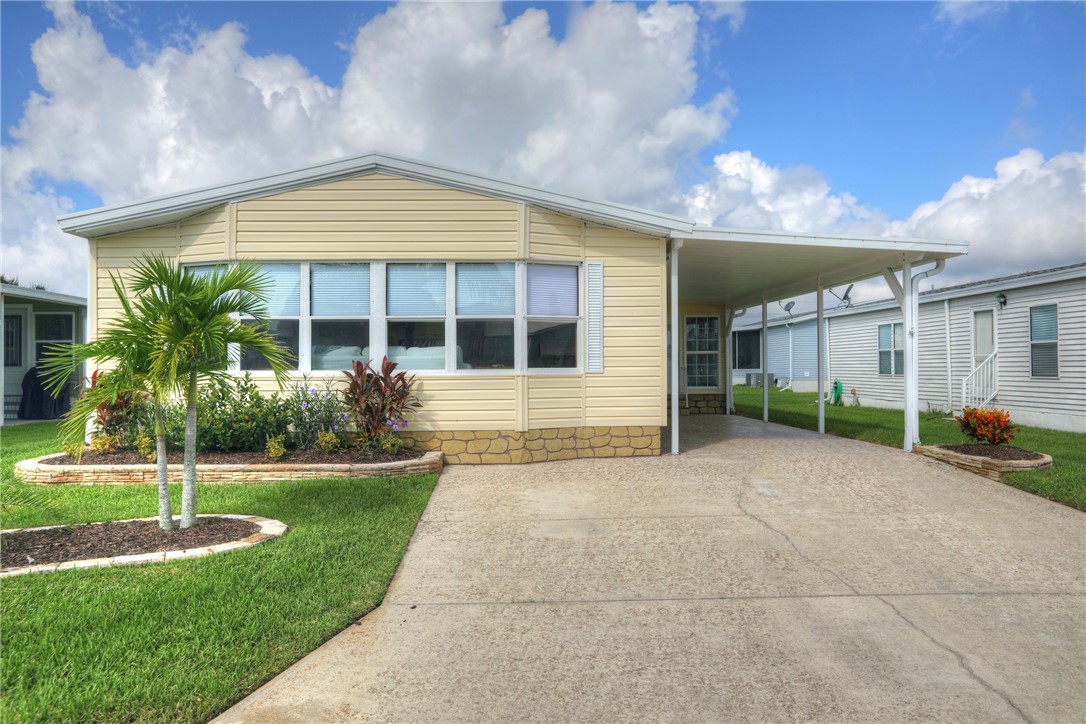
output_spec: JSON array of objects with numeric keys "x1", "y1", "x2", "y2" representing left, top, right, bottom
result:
[
  {"x1": 841, "y1": 284, "x2": 854, "y2": 304},
  {"x1": 734, "y1": 308, "x2": 747, "y2": 318},
  {"x1": 784, "y1": 301, "x2": 796, "y2": 313}
]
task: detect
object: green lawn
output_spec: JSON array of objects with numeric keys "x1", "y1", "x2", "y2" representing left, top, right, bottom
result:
[
  {"x1": 730, "y1": 386, "x2": 1086, "y2": 512},
  {"x1": 1, "y1": 421, "x2": 439, "y2": 723}
]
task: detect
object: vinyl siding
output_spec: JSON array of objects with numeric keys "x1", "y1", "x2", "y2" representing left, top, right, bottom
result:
[
  {"x1": 528, "y1": 376, "x2": 584, "y2": 428},
  {"x1": 178, "y1": 208, "x2": 227, "y2": 263},
  {"x1": 583, "y1": 224, "x2": 666, "y2": 426},
  {"x1": 93, "y1": 224, "x2": 179, "y2": 322},
  {"x1": 529, "y1": 209, "x2": 583, "y2": 261},
  {"x1": 827, "y1": 307, "x2": 905, "y2": 404},
  {"x1": 235, "y1": 174, "x2": 519, "y2": 260}
]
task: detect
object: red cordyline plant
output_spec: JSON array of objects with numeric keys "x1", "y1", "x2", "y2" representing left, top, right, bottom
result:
[
  {"x1": 955, "y1": 406, "x2": 1017, "y2": 445},
  {"x1": 343, "y1": 357, "x2": 422, "y2": 443}
]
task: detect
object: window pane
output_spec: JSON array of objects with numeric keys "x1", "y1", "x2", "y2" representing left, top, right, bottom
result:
[
  {"x1": 686, "y1": 353, "x2": 719, "y2": 388},
  {"x1": 685, "y1": 317, "x2": 719, "y2": 353},
  {"x1": 878, "y1": 324, "x2": 891, "y2": 350},
  {"x1": 456, "y1": 320, "x2": 514, "y2": 369},
  {"x1": 185, "y1": 265, "x2": 225, "y2": 282},
  {"x1": 387, "y1": 264, "x2": 446, "y2": 317},
  {"x1": 527, "y1": 264, "x2": 578, "y2": 317},
  {"x1": 387, "y1": 321, "x2": 445, "y2": 370},
  {"x1": 1031, "y1": 342, "x2": 1058, "y2": 377},
  {"x1": 457, "y1": 264, "x2": 514, "y2": 316},
  {"x1": 312, "y1": 264, "x2": 370, "y2": 316},
  {"x1": 35, "y1": 314, "x2": 73, "y2": 341},
  {"x1": 258, "y1": 264, "x2": 301, "y2": 317},
  {"x1": 893, "y1": 323, "x2": 904, "y2": 349},
  {"x1": 312, "y1": 320, "x2": 371, "y2": 370},
  {"x1": 879, "y1": 350, "x2": 892, "y2": 375},
  {"x1": 4, "y1": 315, "x2": 22, "y2": 367},
  {"x1": 894, "y1": 349, "x2": 905, "y2": 376},
  {"x1": 734, "y1": 330, "x2": 760, "y2": 369},
  {"x1": 527, "y1": 320, "x2": 577, "y2": 368},
  {"x1": 240, "y1": 319, "x2": 299, "y2": 371},
  {"x1": 1030, "y1": 305, "x2": 1058, "y2": 341}
]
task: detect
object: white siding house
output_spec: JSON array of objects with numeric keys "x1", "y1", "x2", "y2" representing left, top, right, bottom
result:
[{"x1": 734, "y1": 264, "x2": 1086, "y2": 433}]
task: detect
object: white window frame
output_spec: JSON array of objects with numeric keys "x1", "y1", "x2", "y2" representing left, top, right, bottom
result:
[
  {"x1": 308, "y1": 262, "x2": 372, "y2": 373},
  {"x1": 33, "y1": 311, "x2": 76, "y2": 365},
  {"x1": 188, "y1": 259, "x2": 588, "y2": 377},
  {"x1": 3, "y1": 306, "x2": 29, "y2": 369},
  {"x1": 684, "y1": 315, "x2": 721, "y2": 390},
  {"x1": 1029, "y1": 303, "x2": 1059, "y2": 379},
  {"x1": 877, "y1": 322, "x2": 904, "y2": 377}
]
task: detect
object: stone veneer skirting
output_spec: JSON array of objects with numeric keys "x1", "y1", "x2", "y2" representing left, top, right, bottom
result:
[
  {"x1": 399, "y1": 426, "x2": 661, "y2": 464},
  {"x1": 914, "y1": 445, "x2": 1053, "y2": 481},
  {"x1": 677, "y1": 393, "x2": 726, "y2": 416},
  {"x1": 15, "y1": 451, "x2": 443, "y2": 485}
]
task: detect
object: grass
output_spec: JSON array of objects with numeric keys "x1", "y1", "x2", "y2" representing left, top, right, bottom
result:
[
  {"x1": 1, "y1": 421, "x2": 439, "y2": 722},
  {"x1": 730, "y1": 386, "x2": 1086, "y2": 512}
]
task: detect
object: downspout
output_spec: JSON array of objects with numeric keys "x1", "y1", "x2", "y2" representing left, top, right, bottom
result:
[
  {"x1": 905, "y1": 259, "x2": 945, "y2": 450},
  {"x1": 669, "y1": 239, "x2": 683, "y2": 455},
  {"x1": 943, "y1": 298, "x2": 952, "y2": 413}
]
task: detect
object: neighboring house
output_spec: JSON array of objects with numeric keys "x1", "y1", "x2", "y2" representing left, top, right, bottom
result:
[
  {"x1": 726, "y1": 264, "x2": 1086, "y2": 433},
  {"x1": 58, "y1": 152, "x2": 965, "y2": 460},
  {"x1": 1, "y1": 283, "x2": 87, "y2": 425}
]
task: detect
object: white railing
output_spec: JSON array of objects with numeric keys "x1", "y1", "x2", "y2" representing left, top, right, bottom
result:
[{"x1": 961, "y1": 350, "x2": 998, "y2": 411}]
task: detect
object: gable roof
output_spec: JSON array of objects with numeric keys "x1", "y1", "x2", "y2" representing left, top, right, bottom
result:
[{"x1": 56, "y1": 151, "x2": 968, "y2": 310}]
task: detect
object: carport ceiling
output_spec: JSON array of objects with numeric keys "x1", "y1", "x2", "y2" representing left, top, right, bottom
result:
[{"x1": 675, "y1": 229, "x2": 968, "y2": 309}]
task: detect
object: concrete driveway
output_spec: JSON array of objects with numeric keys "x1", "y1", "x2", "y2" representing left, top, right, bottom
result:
[{"x1": 220, "y1": 416, "x2": 1086, "y2": 722}]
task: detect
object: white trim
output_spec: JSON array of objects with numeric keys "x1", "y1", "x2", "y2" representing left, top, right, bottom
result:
[
  {"x1": 585, "y1": 261, "x2": 604, "y2": 374},
  {"x1": 1028, "y1": 302, "x2": 1060, "y2": 379},
  {"x1": 682, "y1": 314, "x2": 722, "y2": 390}
]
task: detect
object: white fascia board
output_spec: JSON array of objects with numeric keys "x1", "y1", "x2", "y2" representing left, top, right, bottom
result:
[
  {"x1": 0, "y1": 283, "x2": 87, "y2": 307},
  {"x1": 59, "y1": 151, "x2": 690, "y2": 239},
  {"x1": 675, "y1": 225, "x2": 969, "y2": 257}
]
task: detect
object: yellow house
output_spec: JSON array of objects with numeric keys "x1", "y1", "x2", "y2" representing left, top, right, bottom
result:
[{"x1": 59, "y1": 153, "x2": 967, "y2": 460}]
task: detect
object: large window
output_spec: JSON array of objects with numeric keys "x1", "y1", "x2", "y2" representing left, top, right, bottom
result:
[
  {"x1": 34, "y1": 313, "x2": 74, "y2": 365},
  {"x1": 1030, "y1": 304, "x2": 1058, "y2": 378},
  {"x1": 527, "y1": 264, "x2": 578, "y2": 369},
  {"x1": 241, "y1": 263, "x2": 300, "y2": 371},
  {"x1": 220, "y1": 261, "x2": 587, "y2": 374},
  {"x1": 685, "y1": 316, "x2": 719, "y2": 388},
  {"x1": 733, "y1": 329, "x2": 760, "y2": 369},
  {"x1": 878, "y1": 322, "x2": 904, "y2": 376}
]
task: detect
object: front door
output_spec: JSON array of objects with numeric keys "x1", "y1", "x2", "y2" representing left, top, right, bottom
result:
[
  {"x1": 973, "y1": 309, "x2": 995, "y2": 367},
  {"x1": 3, "y1": 308, "x2": 29, "y2": 420}
]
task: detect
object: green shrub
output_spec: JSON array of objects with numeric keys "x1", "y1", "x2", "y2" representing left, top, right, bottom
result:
[
  {"x1": 343, "y1": 357, "x2": 421, "y2": 446},
  {"x1": 197, "y1": 374, "x2": 290, "y2": 453},
  {"x1": 265, "y1": 434, "x2": 287, "y2": 460},
  {"x1": 288, "y1": 378, "x2": 348, "y2": 450}
]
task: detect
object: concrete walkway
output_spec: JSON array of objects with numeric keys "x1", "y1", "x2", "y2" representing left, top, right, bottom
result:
[{"x1": 219, "y1": 416, "x2": 1086, "y2": 722}]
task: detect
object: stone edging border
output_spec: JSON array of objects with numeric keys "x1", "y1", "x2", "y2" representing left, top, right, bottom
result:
[
  {"x1": 15, "y1": 450, "x2": 444, "y2": 485},
  {"x1": 0, "y1": 514, "x2": 287, "y2": 578},
  {"x1": 914, "y1": 445, "x2": 1053, "y2": 481}
]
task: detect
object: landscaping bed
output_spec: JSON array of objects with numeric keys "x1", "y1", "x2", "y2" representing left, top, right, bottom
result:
[
  {"x1": 45, "y1": 445, "x2": 422, "y2": 466},
  {"x1": 915, "y1": 444, "x2": 1052, "y2": 481}
]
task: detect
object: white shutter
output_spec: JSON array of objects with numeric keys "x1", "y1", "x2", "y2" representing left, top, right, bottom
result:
[{"x1": 586, "y1": 261, "x2": 604, "y2": 373}]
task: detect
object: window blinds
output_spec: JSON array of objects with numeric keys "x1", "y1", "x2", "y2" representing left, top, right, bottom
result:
[
  {"x1": 387, "y1": 264, "x2": 446, "y2": 316},
  {"x1": 312, "y1": 263, "x2": 370, "y2": 316},
  {"x1": 456, "y1": 263, "x2": 514, "y2": 316},
  {"x1": 259, "y1": 264, "x2": 301, "y2": 317},
  {"x1": 527, "y1": 264, "x2": 578, "y2": 317},
  {"x1": 1030, "y1": 305, "x2": 1058, "y2": 341}
]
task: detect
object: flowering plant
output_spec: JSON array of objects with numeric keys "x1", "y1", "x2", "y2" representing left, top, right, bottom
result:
[
  {"x1": 289, "y1": 377, "x2": 349, "y2": 450},
  {"x1": 343, "y1": 357, "x2": 422, "y2": 446},
  {"x1": 955, "y1": 406, "x2": 1017, "y2": 445}
]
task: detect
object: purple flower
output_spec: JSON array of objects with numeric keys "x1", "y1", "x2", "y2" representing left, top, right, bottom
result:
[
  {"x1": 402, "y1": 421, "x2": 408, "y2": 428},
  {"x1": 342, "y1": 414, "x2": 348, "y2": 421},
  {"x1": 392, "y1": 424, "x2": 400, "y2": 431},
  {"x1": 301, "y1": 401, "x2": 309, "y2": 409},
  {"x1": 333, "y1": 425, "x2": 340, "y2": 431},
  {"x1": 323, "y1": 393, "x2": 330, "y2": 401},
  {"x1": 310, "y1": 387, "x2": 317, "y2": 395},
  {"x1": 386, "y1": 419, "x2": 392, "y2": 426}
]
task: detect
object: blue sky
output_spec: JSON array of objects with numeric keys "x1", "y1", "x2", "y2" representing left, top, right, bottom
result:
[{"x1": 2, "y1": 1, "x2": 1083, "y2": 296}]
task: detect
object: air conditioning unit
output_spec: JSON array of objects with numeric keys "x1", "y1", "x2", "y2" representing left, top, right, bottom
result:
[{"x1": 746, "y1": 373, "x2": 776, "y2": 387}]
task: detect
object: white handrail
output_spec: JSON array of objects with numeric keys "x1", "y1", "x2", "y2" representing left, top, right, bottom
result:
[{"x1": 961, "y1": 349, "x2": 998, "y2": 411}]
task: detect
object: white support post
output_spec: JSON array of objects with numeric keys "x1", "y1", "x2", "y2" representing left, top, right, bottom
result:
[
  {"x1": 670, "y1": 240, "x2": 682, "y2": 455},
  {"x1": 902, "y1": 261, "x2": 917, "y2": 451},
  {"x1": 817, "y1": 281, "x2": 825, "y2": 434},
  {"x1": 724, "y1": 309, "x2": 735, "y2": 414},
  {"x1": 761, "y1": 298, "x2": 769, "y2": 423},
  {"x1": 944, "y1": 299, "x2": 953, "y2": 413}
]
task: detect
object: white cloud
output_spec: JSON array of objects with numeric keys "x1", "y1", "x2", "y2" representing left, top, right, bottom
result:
[
  {"x1": 699, "y1": 1, "x2": 746, "y2": 34},
  {"x1": 932, "y1": 1, "x2": 1009, "y2": 27},
  {"x1": 2, "y1": 1, "x2": 734, "y2": 295}
]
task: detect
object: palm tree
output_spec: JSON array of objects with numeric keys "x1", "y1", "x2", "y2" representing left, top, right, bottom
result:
[
  {"x1": 44, "y1": 256, "x2": 293, "y2": 529},
  {"x1": 42, "y1": 273, "x2": 178, "y2": 530}
]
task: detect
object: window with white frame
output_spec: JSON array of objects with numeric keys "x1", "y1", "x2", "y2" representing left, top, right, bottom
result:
[
  {"x1": 878, "y1": 322, "x2": 904, "y2": 376},
  {"x1": 685, "y1": 316, "x2": 720, "y2": 388},
  {"x1": 733, "y1": 329, "x2": 760, "y2": 369},
  {"x1": 1029, "y1": 304, "x2": 1058, "y2": 378},
  {"x1": 240, "y1": 263, "x2": 300, "y2": 371},
  {"x1": 4, "y1": 315, "x2": 23, "y2": 367},
  {"x1": 311, "y1": 263, "x2": 370, "y2": 371},
  {"x1": 456, "y1": 263, "x2": 514, "y2": 369},
  {"x1": 216, "y1": 260, "x2": 593, "y2": 374},
  {"x1": 34, "y1": 313, "x2": 74, "y2": 365},
  {"x1": 526, "y1": 263, "x2": 579, "y2": 369}
]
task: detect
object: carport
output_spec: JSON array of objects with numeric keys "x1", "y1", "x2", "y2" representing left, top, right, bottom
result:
[{"x1": 666, "y1": 228, "x2": 967, "y2": 453}]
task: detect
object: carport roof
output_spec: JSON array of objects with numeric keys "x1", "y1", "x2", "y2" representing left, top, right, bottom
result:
[{"x1": 57, "y1": 151, "x2": 967, "y2": 308}]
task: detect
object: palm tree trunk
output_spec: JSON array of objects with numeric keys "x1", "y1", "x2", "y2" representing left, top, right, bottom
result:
[
  {"x1": 155, "y1": 403, "x2": 174, "y2": 531},
  {"x1": 180, "y1": 371, "x2": 199, "y2": 529}
]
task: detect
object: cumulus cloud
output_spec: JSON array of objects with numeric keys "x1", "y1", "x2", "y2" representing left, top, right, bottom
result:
[{"x1": 2, "y1": 1, "x2": 733, "y2": 294}]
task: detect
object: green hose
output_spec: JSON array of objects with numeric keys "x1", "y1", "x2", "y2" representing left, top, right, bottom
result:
[{"x1": 830, "y1": 379, "x2": 843, "y2": 406}]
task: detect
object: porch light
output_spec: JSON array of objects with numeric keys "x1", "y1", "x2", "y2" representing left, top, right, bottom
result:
[{"x1": 996, "y1": 293, "x2": 1008, "y2": 308}]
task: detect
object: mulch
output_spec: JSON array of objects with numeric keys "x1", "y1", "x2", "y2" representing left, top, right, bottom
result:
[
  {"x1": 1, "y1": 517, "x2": 260, "y2": 569},
  {"x1": 44, "y1": 446, "x2": 422, "y2": 466},
  {"x1": 939, "y1": 444, "x2": 1044, "y2": 461}
]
